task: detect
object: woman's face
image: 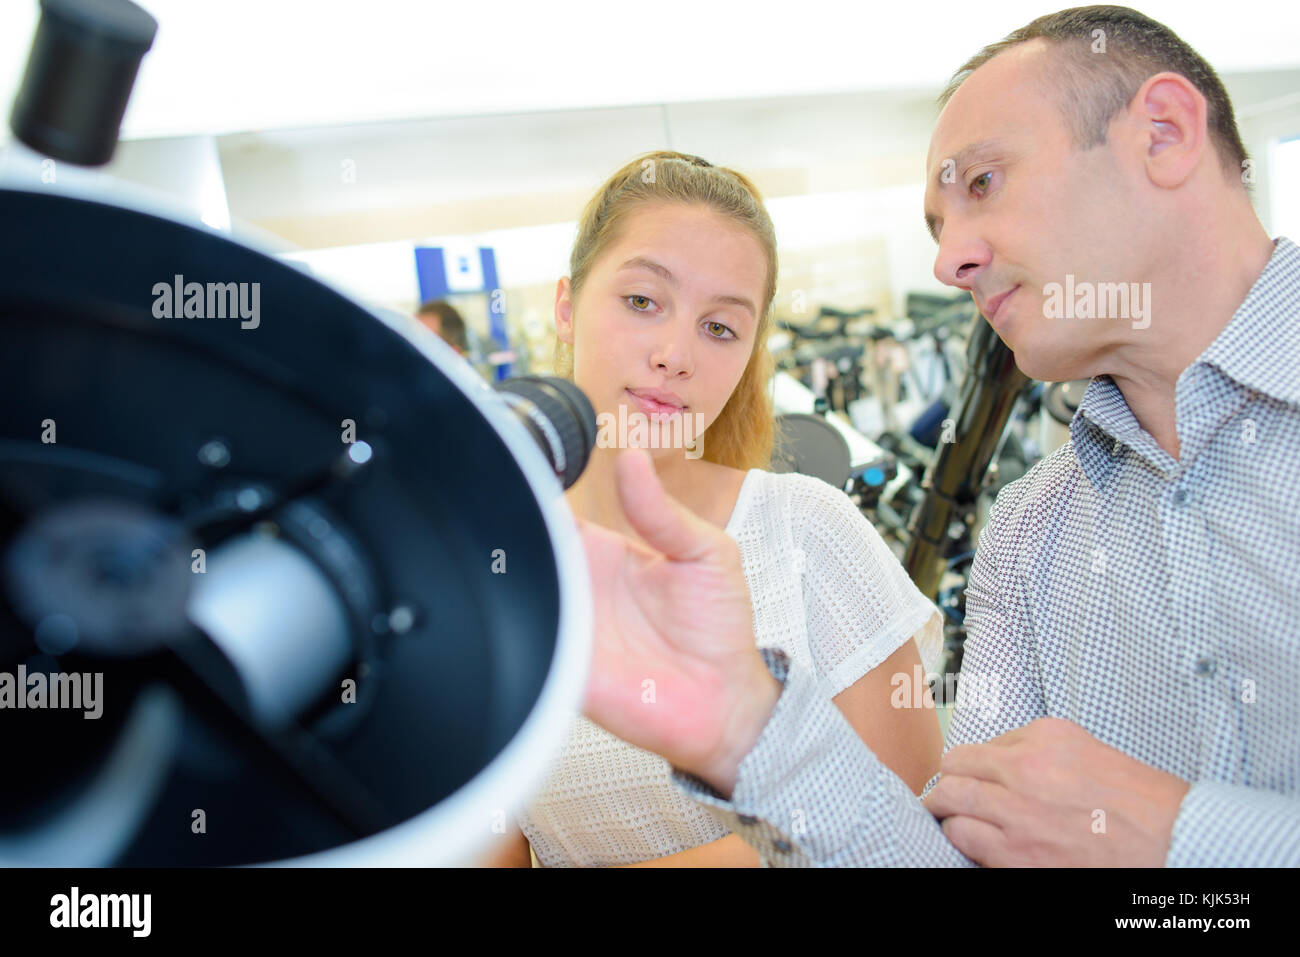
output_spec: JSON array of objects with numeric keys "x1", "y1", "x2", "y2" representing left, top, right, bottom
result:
[{"x1": 555, "y1": 202, "x2": 767, "y2": 458}]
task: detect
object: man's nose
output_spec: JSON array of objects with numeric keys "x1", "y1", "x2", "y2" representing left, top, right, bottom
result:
[{"x1": 933, "y1": 224, "x2": 991, "y2": 290}]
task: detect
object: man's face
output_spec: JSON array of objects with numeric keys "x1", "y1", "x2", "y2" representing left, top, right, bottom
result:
[
  {"x1": 924, "y1": 41, "x2": 1143, "y2": 382},
  {"x1": 555, "y1": 202, "x2": 764, "y2": 458},
  {"x1": 417, "y1": 312, "x2": 463, "y2": 355},
  {"x1": 418, "y1": 312, "x2": 442, "y2": 338}
]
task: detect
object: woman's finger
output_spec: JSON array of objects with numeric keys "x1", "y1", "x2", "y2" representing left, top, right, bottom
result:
[{"x1": 614, "y1": 448, "x2": 716, "y2": 563}]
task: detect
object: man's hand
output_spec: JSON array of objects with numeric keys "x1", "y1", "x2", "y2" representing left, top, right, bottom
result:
[
  {"x1": 576, "y1": 449, "x2": 780, "y2": 797},
  {"x1": 922, "y1": 717, "x2": 1190, "y2": 866}
]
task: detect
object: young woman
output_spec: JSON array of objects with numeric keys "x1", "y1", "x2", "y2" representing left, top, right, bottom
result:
[{"x1": 496, "y1": 151, "x2": 944, "y2": 867}]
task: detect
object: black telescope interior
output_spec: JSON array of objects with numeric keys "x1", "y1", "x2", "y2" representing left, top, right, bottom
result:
[{"x1": 0, "y1": 186, "x2": 565, "y2": 864}]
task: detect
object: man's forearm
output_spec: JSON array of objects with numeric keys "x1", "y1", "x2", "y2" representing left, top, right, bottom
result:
[{"x1": 671, "y1": 648, "x2": 976, "y2": 866}]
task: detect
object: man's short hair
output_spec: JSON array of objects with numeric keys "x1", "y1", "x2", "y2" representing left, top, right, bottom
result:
[
  {"x1": 939, "y1": 5, "x2": 1249, "y2": 179},
  {"x1": 417, "y1": 299, "x2": 470, "y2": 354}
]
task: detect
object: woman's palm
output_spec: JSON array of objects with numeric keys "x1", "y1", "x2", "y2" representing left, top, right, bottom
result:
[{"x1": 577, "y1": 454, "x2": 763, "y2": 776}]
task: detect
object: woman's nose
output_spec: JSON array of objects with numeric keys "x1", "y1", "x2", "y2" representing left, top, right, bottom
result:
[{"x1": 650, "y1": 325, "x2": 693, "y2": 378}]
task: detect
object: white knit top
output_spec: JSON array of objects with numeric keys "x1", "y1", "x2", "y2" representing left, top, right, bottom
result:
[{"x1": 517, "y1": 467, "x2": 944, "y2": 867}]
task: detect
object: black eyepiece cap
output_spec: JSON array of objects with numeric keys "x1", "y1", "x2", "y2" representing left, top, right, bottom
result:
[{"x1": 9, "y1": 0, "x2": 159, "y2": 167}]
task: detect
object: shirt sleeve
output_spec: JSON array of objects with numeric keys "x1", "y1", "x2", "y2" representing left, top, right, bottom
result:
[
  {"x1": 668, "y1": 477, "x2": 1052, "y2": 866},
  {"x1": 669, "y1": 646, "x2": 976, "y2": 866},
  {"x1": 1166, "y1": 781, "x2": 1300, "y2": 866},
  {"x1": 939, "y1": 478, "x2": 1049, "y2": 757},
  {"x1": 789, "y1": 474, "x2": 943, "y2": 697}
]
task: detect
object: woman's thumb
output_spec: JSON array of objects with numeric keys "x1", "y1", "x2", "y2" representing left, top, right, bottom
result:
[{"x1": 614, "y1": 449, "x2": 715, "y2": 562}]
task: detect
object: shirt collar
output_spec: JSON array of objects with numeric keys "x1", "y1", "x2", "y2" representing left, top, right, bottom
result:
[
  {"x1": 1071, "y1": 376, "x2": 1157, "y2": 490},
  {"x1": 1068, "y1": 235, "x2": 1300, "y2": 490},
  {"x1": 1197, "y1": 236, "x2": 1300, "y2": 408}
]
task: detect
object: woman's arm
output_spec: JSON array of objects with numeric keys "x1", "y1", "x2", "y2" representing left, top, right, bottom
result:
[
  {"x1": 830, "y1": 623, "x2": 944, "y2": 795},
  {"x1": 483, "y1": 822, "x2": 758, "y2": 867},
  {"x1": 617, "y1": 833, "x2": 759, "y2": 867},
  {"x1": 481, "y1": 823, "x2": 534, "y2": 867}
]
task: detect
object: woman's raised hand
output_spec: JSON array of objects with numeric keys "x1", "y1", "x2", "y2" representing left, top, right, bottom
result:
[{"x1": 577, "y1": 449, "x2": 781, "y2": 797}]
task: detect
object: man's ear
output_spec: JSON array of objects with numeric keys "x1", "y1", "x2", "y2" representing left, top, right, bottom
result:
[
  {"x1": 1131, "y1": 71, "x2": 1208, "y2": 189},
  {"x1": 555, "y1": 276, "x2": 575, "y2": 345}
]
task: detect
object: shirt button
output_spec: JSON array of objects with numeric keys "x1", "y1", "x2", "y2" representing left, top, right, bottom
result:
[
  {"x1": 1172, "y1": 488, "x2": 1191, "y2": 506},
  {"x1": 772, "y1": 839, "x2": 793, "y2": 853},
  {"x1": 1194, "y1": 656, "x2": 1217, "y2": 677},
  {"x1": 737, "y1": 814, "x2": 758, "y2": 826}
]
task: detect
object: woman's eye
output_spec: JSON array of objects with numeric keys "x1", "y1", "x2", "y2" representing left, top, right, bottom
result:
[
  {"x1": 705, "y1": 320, "x2": 736, "y2": 340},
  {"x1": 626, "y1": 295, "x2": 654, "y2": 312},
  {"x1": 970, "y1": 171, "x2": 994, "y2": 196}
]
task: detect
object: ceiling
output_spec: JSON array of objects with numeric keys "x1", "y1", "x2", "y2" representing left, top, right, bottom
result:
[{"x1": 3, "y1": 0, "x2": 1299, "y2": 139}]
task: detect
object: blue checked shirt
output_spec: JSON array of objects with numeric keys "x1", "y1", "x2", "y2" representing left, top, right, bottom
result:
[{"x1": 671, "y1": 236, "x2": 1300, "y2": 866}]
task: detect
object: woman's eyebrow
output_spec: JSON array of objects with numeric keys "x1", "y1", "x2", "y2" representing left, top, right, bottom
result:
[
  {"x1": 715, "y1": 294, "x2": 756, "y2": 318},
  {"x1": 618, "y1": 257, "x2": 756, "y2": 318},
  {"x1": 618, "y1": 257, "x2": 674, "y2": 282}
]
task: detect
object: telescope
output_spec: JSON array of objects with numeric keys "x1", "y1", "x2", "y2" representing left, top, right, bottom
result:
[{"x1": 0, "y1": 0, "x2": 596, "y2": 866}]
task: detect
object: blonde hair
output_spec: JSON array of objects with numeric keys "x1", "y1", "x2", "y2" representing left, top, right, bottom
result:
[{"x1": 554, "y1": 150, "x2": 778, "y2": 471}]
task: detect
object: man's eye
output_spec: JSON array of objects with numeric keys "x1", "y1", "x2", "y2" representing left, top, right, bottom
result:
[
  {"x1": 970, "y1": 171, "x2": 994, "y2": 196},
  {"x1": 705, "y1": 320, "x2": 736, "y2": 340},
  {"x1": 626, "y1": 295, "x2": 654, "y2": 311}
]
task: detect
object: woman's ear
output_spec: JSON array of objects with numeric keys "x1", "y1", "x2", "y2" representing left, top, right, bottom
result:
[{"x1": 555, "y1": 277, "x2": 575, "y2": 345}]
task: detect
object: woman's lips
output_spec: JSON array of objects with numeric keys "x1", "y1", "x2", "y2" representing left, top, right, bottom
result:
[{"x1": 626, "y1": 389, "x2": 684, "y2": 417}]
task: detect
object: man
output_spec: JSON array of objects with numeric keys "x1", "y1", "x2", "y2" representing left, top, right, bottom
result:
[
  {"x1": 577, "y1": 5, "x2": 1299, "y2": 866},
  {"x1": 416, "y1": 299, "x2": 470, "y2": 357}
]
